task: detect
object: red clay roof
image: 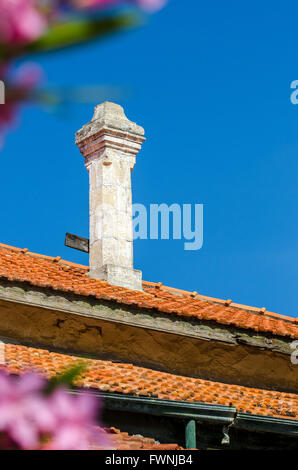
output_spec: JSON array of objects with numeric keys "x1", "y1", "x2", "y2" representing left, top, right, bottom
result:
[
  {"x1": 2, "y1": 342, "x2": 298, "y2": 421},
  {"x1": 101, "y1": 428, "x2": 183, "y2": 450},
  {"x1": 0, "y1": 243, "x2": 297, "y2": 339}
]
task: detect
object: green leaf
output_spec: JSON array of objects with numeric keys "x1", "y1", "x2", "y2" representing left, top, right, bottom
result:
[
  {"x1": 45, "y1": 362, "x2": 87, "y2": 394},
  {"x1": 27, "y1": 14, "x2": 137, "y2": 54},
  {"x1": 0, "y1": 14, "x2": 138, "y2": 61}
]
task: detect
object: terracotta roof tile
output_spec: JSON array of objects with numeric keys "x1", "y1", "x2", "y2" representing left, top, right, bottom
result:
[
  {"x1": 0, "y1": 243, "x2": 297, "y2": 338},
  {"x1": 1, "y1": 342, "x2": 298, "y2": 421},
  {"x1": 97, "y1": 427, "x2": 184, "y2": 450}
]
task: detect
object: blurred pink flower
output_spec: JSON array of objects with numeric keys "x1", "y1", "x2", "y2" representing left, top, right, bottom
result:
[
  {"x1": 0, "y1": 63, "x2": 43, "y2": 147},
  {"x1": 0, "y1": 103, "x2": 16, "y2": 148},
  {"x1": 0, "y1": 0, "x2": 47, "y2": 45},
  {"x1": 44, "y1": 388, "x2": 103, "y2": 450},
  {"x1": 0, "y1": 372, "x2": 48, "y2": 449},
  {"x1": 136, "y1": 0, "x2": 167, "y2": 11},
  {"x1": 0, "y1": 371, "x2": 105, "y2": 450},
  {"x1": 14, "y1": 62, "x2": 44, "y2": 88},
  {"x1": 0, "y1": 103, "x2": 16, "y2": 129}
]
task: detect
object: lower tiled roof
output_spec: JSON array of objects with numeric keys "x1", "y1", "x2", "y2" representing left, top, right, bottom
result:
[
  {"x1": 0, "y1": 243, "x2": 297, "y2": 339},
  {"x1": 102, "y1": 428, "x2": 183, "y2": 450},
  {"x1": 2, "y1": 342, "x2": 298, "y2": 421}
]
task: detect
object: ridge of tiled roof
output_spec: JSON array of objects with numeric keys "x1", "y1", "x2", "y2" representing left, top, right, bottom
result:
[
  {"x1": 0, "y1": 243, "x2": 297, "y2": 339},
  {"x1": 2, "y1": 342, "x2": 298, "y2": 421}
]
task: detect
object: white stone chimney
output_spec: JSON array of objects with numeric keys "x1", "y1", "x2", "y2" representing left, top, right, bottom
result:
[{"x1": 75, "y1": 102, "x2": 145, "y2": 291}]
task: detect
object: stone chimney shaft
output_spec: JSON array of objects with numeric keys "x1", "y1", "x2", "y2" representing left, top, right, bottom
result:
[{"x1": 75, "y1": 102, "x2": 145, "y2": 291}]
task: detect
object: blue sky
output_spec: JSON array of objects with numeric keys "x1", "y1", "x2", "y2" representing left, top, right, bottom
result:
[{"x1": 1, "y1": 0, "x2": 297, "y2": 316}]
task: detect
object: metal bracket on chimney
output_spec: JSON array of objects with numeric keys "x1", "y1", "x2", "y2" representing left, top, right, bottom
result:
[{"x1": 65, "y1": 233, "x2": 89, "y2": 253}]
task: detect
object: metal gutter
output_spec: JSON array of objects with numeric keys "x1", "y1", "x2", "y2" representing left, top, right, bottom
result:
[
  {"x1": 97, "y1": 392, "x2": 237, "y2": 424},
  {"x1": 233, "y1": 413, "x2": 298, "y2": 436},
  {"x1": 72, "y1": 389, "x2": 298, "y2": 437}
]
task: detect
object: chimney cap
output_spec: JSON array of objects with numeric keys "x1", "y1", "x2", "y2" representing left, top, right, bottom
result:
[{"x1": 75, "y1": 101, "x2": 145, "y2": 145}]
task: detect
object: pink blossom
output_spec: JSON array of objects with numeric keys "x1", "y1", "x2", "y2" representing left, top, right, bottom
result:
[
  {"x1": 0, "y1": 63, "x2": 43, "y2": 147},
  {"x1": 0, "y1": 0, "x2": 47, "y2": 45},
  {"x1": 0, "y1": 102, "x2": 16, "y2": 129},
  {"x1": 44, "y1": 388, "x2": 104, "y2": 450},
  {"x1": 14, "y1": 62, "x2": 44, "y2": 88},
  {"x1": 0, "y1": 371, "x2": 106, "y2": 450},
  {"x1": 135, "y1": 0, "x2": 167, "y2": 12},
  {"x1": 0, "y1": 371, "x2": 49, "y2": 449}
]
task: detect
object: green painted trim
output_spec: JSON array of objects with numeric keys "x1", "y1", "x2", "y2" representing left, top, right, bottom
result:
[{"x1": 185, "y1": 420, "x2": 196, "y2": 449}]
